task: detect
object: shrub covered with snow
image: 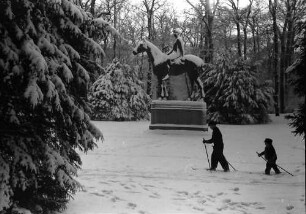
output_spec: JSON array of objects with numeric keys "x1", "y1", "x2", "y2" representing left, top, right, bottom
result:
[
  {"x1": 89, "y1": 59, "x2": 150, "y2": 121},
  {"x1": 203, "y1": 54, "x2": 273, "y2": 124},
  {"x1": 0, "y1": 0, "x2": 120, "y2": 213}
]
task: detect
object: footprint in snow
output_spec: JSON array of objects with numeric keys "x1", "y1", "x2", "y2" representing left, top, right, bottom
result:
[
  {"x1": 99, "y1": 181, "x2": 109, "y2": 185},
  {"x1": 286, "y1": 205, "x2": 294, "y2": 210},
  {"x1": 233, "y1": 187, "x2": 239, "y2": 191},
  {"x1": 208, "y1": 194, "x2": 216, "y2": 198},
  {"x1": 127, "y1": 202, "x2": 137, "y2": 209},
  {"x1": 194, "y1": 191, "x2": 201, "y2": 196},
  {"x1": 256, "y1": 206, "x2": 266, "y2": 210},
  {"x1": 198, "y1": 199, "x2": 206, "y2": 204},
  {"x1": 90, "y1": 192, "x2": 105, "y2": 197},
  {"x1": 144, "y1": 184, "x2": 155, "y2": 188},
  {"x1": 217, "y1": 205, "x2": 228, "y2": 211},
  {"x1": 222, "y1": 198, "x2": 231, "y2": 203},
  {"x1": 192, "y1": 206, "x2": 205, "y2": 211},
  {"x1": 229, "y1": 187, "x2": 240, "y2": 195},
  {"x1": 102, "y1": 190, "x2": 113, "y2": 194},
  {"x1": 110, "y1": 196, "x2": 122, "y2": 202},
  {"x1": 149, "y1": 192, "x2": 160, "y2": 199},
  {"x1": 177, "y1": 191, "x2": 189, "y2": 196}
]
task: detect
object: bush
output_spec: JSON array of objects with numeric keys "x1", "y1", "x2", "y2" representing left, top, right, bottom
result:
[
  {"x1": 89, "y1": 59, "x2": 150, "y2": 121},
  {"x1": 203, "y1": 54, "x2": 273, "y2": 124}
]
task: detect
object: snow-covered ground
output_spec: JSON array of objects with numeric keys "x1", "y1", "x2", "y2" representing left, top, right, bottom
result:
[{"x1": 62, "y1": 115, "x2": 305, "y2": 214}]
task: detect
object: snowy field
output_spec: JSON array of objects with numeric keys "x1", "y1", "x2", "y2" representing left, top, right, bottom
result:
[{"x1": 62, "y1": 115, "x2": 305, "y2": 214}]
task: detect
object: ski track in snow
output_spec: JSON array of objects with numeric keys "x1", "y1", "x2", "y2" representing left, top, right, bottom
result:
[{"x1": 61, "y1": 115, "x2": 305, "y2": 214}]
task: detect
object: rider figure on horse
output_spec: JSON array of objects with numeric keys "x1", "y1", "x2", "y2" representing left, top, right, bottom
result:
[
  {"x1": 163, "y1": 28, "x2": 185, "y2": 80},
  {"x1": 168, "y1": 28, "x2": 185, "y2": 61}
]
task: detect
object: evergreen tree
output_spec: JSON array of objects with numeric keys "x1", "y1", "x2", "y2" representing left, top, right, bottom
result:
[
  {"x1": 0, "y1": 0, "x2": 117, "y2": 212},
  {"x1": 89, "y1": 59, "x2": 150, "y2": 121},
  {"x1": 285, "y1": 20, "x2": 306, "y2": 143},
  {"x1": 203, "y1": 54, "x2": 273, "y2": 124}
]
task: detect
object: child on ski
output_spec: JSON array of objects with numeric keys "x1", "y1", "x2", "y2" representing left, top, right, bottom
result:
[{"x1": 258, "y1": 138, "x2": 281, "y2": 175}]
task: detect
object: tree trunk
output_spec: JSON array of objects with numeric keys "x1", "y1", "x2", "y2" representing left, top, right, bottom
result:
[
  {"x1": 270, "y1": 0, "x2": 280, "y2": 116},
  {"x1": 284, "y1": 0, "x2": 296, "y2": 111},
  {"x1": 242, "y1": 1, "x2": 253, "y2": 60},
  {"x1": 208, "y1": 15, "x2": 214, "y2": 63},
  {"x1": 204, "y1": 0, "x2": 214, "y2": 63},
  {"x1": 90, "y1": 0, "x2": 96, "y2": 16},
  {"x1": 279, "y1": 0, "x2": 297, "y2": 113},
  {"x1": 113, "y1": 0, "x2": 117, "y2": 59},
  {"x1": 280, "y1": 32, "x2": 286, "y2": 113},
  {"x1": 251, "y1": 20, "x2": 256, "y2": 54},
  {"x1": 237, "y1": 22, "x2": 242, "y2": 57},
  {"x1": 243, "y1": 27, "x2": 247, "y2": 60},
  {"x1": 256, "y1": 24, "x2": 260, "y2": 54},
  {"x1": 199, "y1": 22, "x2": 204, "y2": 59},
  {"x1": 228, "y1": 0, "x2": 242, "y2": 58}
]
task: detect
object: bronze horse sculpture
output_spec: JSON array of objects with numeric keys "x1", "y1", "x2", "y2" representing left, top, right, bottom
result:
[{"x1": 132, "y1": 39, "x2": 205, "y2": 100}]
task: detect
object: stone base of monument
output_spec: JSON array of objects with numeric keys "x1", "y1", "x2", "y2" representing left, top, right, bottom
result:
[{"x1": 149, "y1": 100, "x2": 208, "y2": 131}]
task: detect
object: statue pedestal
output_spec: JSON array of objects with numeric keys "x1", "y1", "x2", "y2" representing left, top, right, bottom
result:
[{"x1": 149, "y1": 100, "x2": 208, "y2": 131}]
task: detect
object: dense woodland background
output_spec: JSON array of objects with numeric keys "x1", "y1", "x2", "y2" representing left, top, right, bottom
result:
[
  {"x1": 0, "y1": 0, "x2": 305, "y2": 213},
  {"x1": 88, "y1": 0, "x2": 304, "y2": 114}
]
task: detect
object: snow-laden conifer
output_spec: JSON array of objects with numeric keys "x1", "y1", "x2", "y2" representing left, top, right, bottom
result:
[
  {"x1": 203, "y1": 54, "x2": 273, "y2": 124},
  {"x1": 89, "y1": 59, "x2": 150, "y2": 121},
  {"x1": 0, "y1": 0, "x2": 118, "y2": 213}
]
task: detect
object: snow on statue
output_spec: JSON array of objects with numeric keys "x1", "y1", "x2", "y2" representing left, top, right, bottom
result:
[{"x1": 132, "y1": 37, "x2": 206, "y2": 101}]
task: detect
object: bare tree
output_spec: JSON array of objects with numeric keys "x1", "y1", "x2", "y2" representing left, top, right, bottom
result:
[
  {"x1": 186, "y1": 0, "x2": 220, "y2": 63},
  {"x1": 269, "y1": 0, "x2": 280, "y2": 116},
  {"x1": 142, "y1": 0, "x2": 165, "y2": 97},
  {"x1": 227, "y1": 0, "x2": 243, "y2": 57},
  {"x1": 249, "y1": 6, "x2": 261, "y2": 54},
  {"x1": 241, "y1": 0, "x2": 254, "y2": 60},
  {"x1": 278, "y1": 0, "x2": 304, "y2": 112}
]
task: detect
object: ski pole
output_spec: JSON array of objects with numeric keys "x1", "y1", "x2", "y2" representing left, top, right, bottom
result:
[
  {"x1": 226, "y1": 160, "x2": 237, "y2": 171},
  {"x1": 256, "y1": 152, "x2": 294, "y2": 176},
  {"x1": 203, "y1": 140, "x2": 211, "y2": 169}
]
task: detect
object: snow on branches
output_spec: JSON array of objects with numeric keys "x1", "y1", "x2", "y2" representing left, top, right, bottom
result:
[
  {"x1": 89, "y1": 59, "x2": 150, "y2": 121},
  {"x1": 0, "y1": 0, "x2": 113, "y2": 212},
  {"x1": 203, "y1": 55, "x2": 273, "y2": 124}
]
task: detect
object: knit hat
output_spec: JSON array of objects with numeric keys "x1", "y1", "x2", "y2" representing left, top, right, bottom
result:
[
  {"x1": 208, "y1": 121, "x2": 217, "y2": 126},
  {"x1": 264, "y1": 138, "x2": 273, "y2": 144}
]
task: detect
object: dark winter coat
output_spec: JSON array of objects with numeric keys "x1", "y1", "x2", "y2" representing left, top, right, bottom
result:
[
  {"x1": 205, "y1": 127, "x2": 224, "y2": 150},
  {"x1": 259, "y1": 145, "x2": 277, "y2": 163}
]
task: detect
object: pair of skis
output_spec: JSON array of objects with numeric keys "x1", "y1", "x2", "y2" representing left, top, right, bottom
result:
[
  {"x1": 203, "y1": 142, "x2": 237, "y2": 172},
  {"x1": 202, "y1": 141, "x2": 293, "y2": 176}
]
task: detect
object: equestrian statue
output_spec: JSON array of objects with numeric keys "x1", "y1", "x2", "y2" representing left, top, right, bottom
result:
[{"x1": 132, "y1": 29, "x2": 206, "y2": 101}]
